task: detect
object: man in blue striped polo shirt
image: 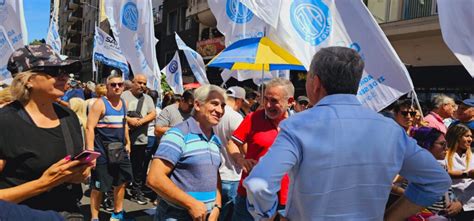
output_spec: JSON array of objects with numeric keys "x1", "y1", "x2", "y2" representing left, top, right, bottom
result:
[{"x1": 147, "y1": 85, "x2": 227, "y2": 221}]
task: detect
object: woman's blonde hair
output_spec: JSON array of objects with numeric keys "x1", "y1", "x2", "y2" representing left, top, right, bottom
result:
[
  {"x1": 69, "y1": 97, "x2": 87, "y2": 128},
  {"x1": 0, "y1": 86, "x2": 13, "y2": 106},
  {"x1": 10, "y1": 71, "x2": 34, "y2": 103},
  {"x1": 95, "y1": 83, "x2": 107, "y2": 97},
  {"x1": 446, "y1": 124, "x2": 472, "y2": 171}
]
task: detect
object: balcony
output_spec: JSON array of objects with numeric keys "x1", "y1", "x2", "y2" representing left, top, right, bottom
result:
[
  {"x1": 67, "y1": 21, "x2": 82, "y2": 35},
  {"x1": 187, "y1": 0, "x2": 216, "y2": 27},
  {"x1": 68, "y1": 0, "x2": 81, "y2": 11},
  {"x1": 367, "y1": 0, "x2": 437, "y2": 24},
  {"x1": 67, "y1": 8, "x2": 83, "y2": 24},
  {"x1": 64, "y1": 35, "x2": 81, "y2": 49}
]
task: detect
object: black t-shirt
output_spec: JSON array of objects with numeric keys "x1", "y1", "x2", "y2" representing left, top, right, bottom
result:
[{"x1": 0, "y1": 101, "x2": 83, "y2": 212}]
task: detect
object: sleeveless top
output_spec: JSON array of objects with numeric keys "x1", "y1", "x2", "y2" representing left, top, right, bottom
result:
[{"x1": 94, "y1": 97, "x2": 126, "y2": 164}]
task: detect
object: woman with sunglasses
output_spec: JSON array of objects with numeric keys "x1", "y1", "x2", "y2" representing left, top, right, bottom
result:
[
  {"x1": 0, "y1": 45, "x2": 92, "y2": 219},
  {"x1": 445, "y1": 124, "x2": 474, "y2": 220}
]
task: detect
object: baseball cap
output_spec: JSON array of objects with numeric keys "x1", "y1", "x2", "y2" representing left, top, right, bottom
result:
[
  {"x1": 7, "y1": 44, "x2": 82, "y2": 77},
  {"x1": 460, "y1": 99, "x2": 474, "y2": 107},
  {"x1": 297, "y1": 96, "x2": 309, "y2": 103},
  {"x1": 226, "y1": 86, "x2": 248, "y2": 103}
]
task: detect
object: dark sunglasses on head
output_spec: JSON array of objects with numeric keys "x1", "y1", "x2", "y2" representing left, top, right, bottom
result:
[
  {"x1": 400, "y1": 111, "x2": 417, "y2": 117},
  {"x1": 110, "y1": 82, "x2": 124, "y2": 88}
]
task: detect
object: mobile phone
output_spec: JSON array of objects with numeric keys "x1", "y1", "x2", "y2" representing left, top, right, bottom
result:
[{"x1": 73, "y1": 150, "x2": 101, "y2": 164}]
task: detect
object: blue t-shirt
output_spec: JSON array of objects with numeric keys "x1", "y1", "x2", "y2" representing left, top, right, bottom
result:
[
  {"x1": 0, "y1": 200, "x2": 64, "y2": 221},
  {"x1": 154, "y1": 117, "x2": 222, "y2": 212},
  {"x1": 61, "y1": 88, "x2": 85, "y2": 102}
]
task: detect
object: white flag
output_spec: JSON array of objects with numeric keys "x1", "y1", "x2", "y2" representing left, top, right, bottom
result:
[
  {"x1": 105, "y1": 0, "x2": 161, "y2": 90},
  {"x1": 175, "y1": 33, "x2": 210, "y2": 85},
  {"x1": 240, "y1": 0, "x2": 281, "y2": 29},
  {"x1": 437, "y1": 0, "x2": 474, "y2": 78},
  {"x1": 244, "y1": 0, "x2": 414, "y2": 111},
  {"x1": 46, "y1": 15, "x2": 61, "y2": 56},
  {"x1": 93, "y1": 26, "x2": 130, "y2": 79},
  {"x1": 209, "y1": 0, "x2": 286, "y2": 84},
  {"x1": 0, "y1": 26, "x2": 15, "y2": 84},
  {"x1": 208, "y1": 0, "x2": 267, "y2": 46},
  {"x1": 161, "y1": 51, "x2": 184, "y2": 95},
  {"x1": 0, "y1": 0, "x2": 28, "y2": 49}
]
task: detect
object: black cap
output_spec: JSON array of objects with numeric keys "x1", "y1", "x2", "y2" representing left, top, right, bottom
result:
[{"x1": 7, "y1": 44, "x2": 81, "y2": 77}]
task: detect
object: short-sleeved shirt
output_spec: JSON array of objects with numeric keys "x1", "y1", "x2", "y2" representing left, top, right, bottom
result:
[
  {"x1": 154, "y1": 117, "x2": 222, "y2": 212},
  {"x1": 121, "y1": 90, "x2": 155, "y2": 145},
  {"x1": 213, "y1": 105, "x2": 243, "y2": 181},
  {"x1": 156, "y1": 103, "x2": 192, "y2": 128},
  {"x1": 232, "y1": 109, "x2": 290, "y2": 205}
]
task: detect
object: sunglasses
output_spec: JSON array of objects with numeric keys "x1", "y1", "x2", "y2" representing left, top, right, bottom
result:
[
  {"x1": 434, "y1": 141, "x2": 448, "y2": 148},
  {"x1": 109, "y1": 82, "x2": 124, "y2": 88},
  {"x1": 400, "y1": 111, "x2": 417, "y2": 117},
  {"x1": 298, "y1": 101, "x2": 309, "y2": 105}
]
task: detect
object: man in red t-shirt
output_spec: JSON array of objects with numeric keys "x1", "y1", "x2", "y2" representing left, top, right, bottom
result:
[{"x1": 227, "y1": 78, "x2": 295, "y2": 221}]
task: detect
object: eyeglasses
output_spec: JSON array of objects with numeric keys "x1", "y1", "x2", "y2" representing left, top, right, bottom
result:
[
  {"x1": 298, "y1": 101, "x2": 309, "y2": 105},
  {"x1": 400, "y1": 111, "x2": 417, "y2": 117},
  {"x1": 109, "y1": 82, "x2": 124, "y2": 88},
  {"x1": 434, "y1": 141, "x2": 448, "y2": 148}
]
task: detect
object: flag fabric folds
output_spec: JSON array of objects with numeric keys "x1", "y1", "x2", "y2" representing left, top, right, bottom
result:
[
  {"x1": 93, "y1": 26, "x2": 130, "y2": 79},
  {"x1": 0, "y1": 26, "x2": 15, "y2": 84},
  {"x1": 161, "y1": 51, "x2": 184, "y2": 95},
  {"x1": 175, "y1": 33, "x2": 210, "y2": 85},
  {"x1": 437, "y1": 0, "x2": 474, "y2": 78},
  {"x1": 241, "y1": 0, "x2": 414, "y2": 111},
  {"x1": 104, "y1": 0, "x2": 160, "y2": 90}
]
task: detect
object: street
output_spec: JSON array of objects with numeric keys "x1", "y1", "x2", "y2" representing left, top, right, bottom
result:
[{"x1": 80, "y1": 184, "x2": 155, "y2": 221}]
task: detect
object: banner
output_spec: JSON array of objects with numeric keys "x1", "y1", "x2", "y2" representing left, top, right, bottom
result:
[
  {"x1": 240, "y1": 0, "x2": 280, "y2": 29},
  {"x1": 0, "y1": 0, "x2": 28, "y2": 49},
  {"x1": 93, "y1": 26, "x2": 130, "y2": 79},
  {"x1": 46, "y1": 3, "x2": 61, "y2": 55},
  {"x1": 0, "y1": 26, "x2": 15, "y2": 85},
  {"x1": 437, "y1": 0, "x2": 474, "y2": 78},
  {"x1": 161, "y1": 51, "x2": 184, "y2": 94},
  {"x1": 175, "y1": 33, "x2": 210, "y2": 85},
  {"x1": 197, "y1": 37, "x2": 225, "y2": 58},
  {"x1": 242, "y1": 0, "x2": 414, "y2": 111},
  {"x1": 105, "y1": 0, "x2": 161, "y2": 90}
]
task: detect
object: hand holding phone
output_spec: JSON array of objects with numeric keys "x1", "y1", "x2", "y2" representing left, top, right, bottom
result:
[{"x1": 73, "y1": 150, "x2": 101, "y2": 164}]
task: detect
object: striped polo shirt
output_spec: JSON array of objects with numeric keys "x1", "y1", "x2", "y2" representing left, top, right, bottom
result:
[
  {"x1": 94, "y1": 96, "x2": 126, "y2": 164},
  {"x1": 154, "y1": 117, "x2": 222, "y2": 211}
]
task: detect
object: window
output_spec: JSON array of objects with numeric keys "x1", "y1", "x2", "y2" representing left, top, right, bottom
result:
[
  {"x1": 201, "y1": 28, "x2": 209, "y2": 40},
  {"x1": 179, "y1": 7, "x2": 187, "y2": 31},
  {"x1": 167, "y1": 11, "x2": 177, "y2": 35}
]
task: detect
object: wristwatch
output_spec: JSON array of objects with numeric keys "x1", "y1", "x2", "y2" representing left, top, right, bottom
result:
[{"x1": 463, "y1": 171, "x2": 469, "y2": 178}]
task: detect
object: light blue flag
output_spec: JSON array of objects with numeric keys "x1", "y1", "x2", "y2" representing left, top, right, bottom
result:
[{"x1": 175, "y1": 32, "x2": 209, "y2": 85}]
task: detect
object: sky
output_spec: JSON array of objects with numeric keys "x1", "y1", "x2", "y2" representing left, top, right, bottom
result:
[{"x1": 24, "y1": 0, "x2": 51, "y2": 43}]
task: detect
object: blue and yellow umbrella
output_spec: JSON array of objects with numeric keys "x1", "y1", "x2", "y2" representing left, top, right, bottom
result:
[{"x1": 207, "y1": 37, "x2": 306, "y2": 71}]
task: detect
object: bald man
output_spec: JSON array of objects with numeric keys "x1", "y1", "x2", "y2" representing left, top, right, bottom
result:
[{"x1": 121, "y1": 74, "x2": 157, "y2": 205}]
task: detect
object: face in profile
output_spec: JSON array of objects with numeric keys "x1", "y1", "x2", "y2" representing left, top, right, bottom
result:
[
  {"x1": 29, "y1": 72, "x2": 69, "y2": 99},
  {"x1": 430, "y1": 134, "x2": 447, "y2": 160}
]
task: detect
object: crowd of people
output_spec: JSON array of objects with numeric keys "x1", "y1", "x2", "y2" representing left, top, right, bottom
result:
[{"x1": 0, "y1": 44, "x2": 473, "y2": 221}]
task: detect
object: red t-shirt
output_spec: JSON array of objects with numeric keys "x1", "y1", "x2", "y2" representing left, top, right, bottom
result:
[{"x1": 232, "y1": 109, "x2": 290, "y2": 205}]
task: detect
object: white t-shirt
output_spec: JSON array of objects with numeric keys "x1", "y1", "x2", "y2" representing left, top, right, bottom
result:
[
  {"x1": 147, "y1": 106, "x2": 162, "y2": 136},
  {"x1": 445, "y1": 152, "x2": 474, "y2": 211},
  {"x1": 213, "y1": 105, "x2": 243, "y2": 181}
]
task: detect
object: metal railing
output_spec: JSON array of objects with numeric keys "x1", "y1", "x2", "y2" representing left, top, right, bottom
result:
[{"x1": 366, "y1": 0, "x2": 438, "y2": 24}]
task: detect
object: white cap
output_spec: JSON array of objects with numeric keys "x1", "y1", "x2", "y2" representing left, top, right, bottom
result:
[{"x1": 226, "y1": 86, "x2": 248, "y2": 103}]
